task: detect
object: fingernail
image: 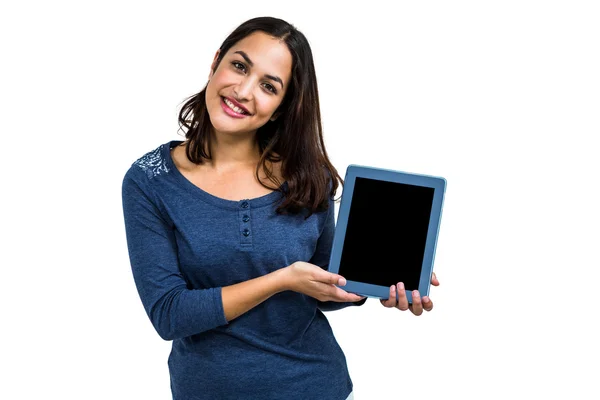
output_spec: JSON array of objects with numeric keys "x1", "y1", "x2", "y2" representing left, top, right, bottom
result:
[
  {"x1": 398, "y1": 282, "x2": 404, "y2": 290},
  {"x1": 413, "y1": 290, "x2": 419, "y2": 298},
  {"x1": 422, "y1": 296, "x2": 429, "y2": 303},
  {"x1": 391, "y1": 285, "x2": 395, "y2": 292},
  {"x1": 338, "y1": 278, "x2": 346, "y2": 286}
]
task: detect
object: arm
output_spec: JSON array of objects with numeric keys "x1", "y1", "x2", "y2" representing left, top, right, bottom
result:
[
  {"x1": 221, "y1": 269, "x2": 286, "y2": 321},
  {"x1": 122, "y1": 167, "x2": 286, "y2": 341},
  {"x1": 311, "y1": 194, "x2": 367, "y2": 312}
]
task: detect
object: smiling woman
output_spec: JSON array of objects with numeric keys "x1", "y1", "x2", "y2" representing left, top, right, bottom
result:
[{"x1": 122, "y1": 16, "x2": 363, "y2": 400}]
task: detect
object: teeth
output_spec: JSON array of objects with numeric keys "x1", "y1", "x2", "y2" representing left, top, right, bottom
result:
[{"x1": 224, "y1": 98, "x2": 248, "y2": 115}]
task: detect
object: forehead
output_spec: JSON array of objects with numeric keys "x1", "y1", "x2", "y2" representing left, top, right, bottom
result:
[{"x1": 226, "y1": 31, "x2": 293, "y2": 85}]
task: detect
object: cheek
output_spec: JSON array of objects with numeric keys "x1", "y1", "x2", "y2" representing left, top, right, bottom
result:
[
  {"x1": 257, "y1": 97, "x2": 283, "y2": 116},
  {"x1": 210, "y1": 69, "x2": 234, "y2": 88}
]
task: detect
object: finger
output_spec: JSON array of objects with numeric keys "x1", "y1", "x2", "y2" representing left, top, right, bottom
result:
[
  {"x1": 396, "y1": 283, "x2": 409, "y2": 311},
  {"x1": 306, "y1": 265, "x2": 343, "y2": 286},
  {"x1": 431, "y1": 272, "x2": 440, "y2": 286},
  {"x1": 410, "y1": 290, "x2": 423, "y2": 316},
  {"x1": 332, "y1": 286, "x2": 364, "y2": 302},
  {"x1": 422, "y1": 295, "x2": 434, "y2": 312},
  {"x1": 325, "y1": 272, "x2": 345, "y2": 287},
  {"x1": 380, "y1": 284, "x2": 397, "y2": 308}
]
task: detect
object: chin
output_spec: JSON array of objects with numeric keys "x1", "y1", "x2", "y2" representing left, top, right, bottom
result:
[
  {"x1": 209, "y1": 114, "x2": 267, "y2": 136},
  {"x1": 210, "y1": 118, "x2": 252, "y2": 136}
]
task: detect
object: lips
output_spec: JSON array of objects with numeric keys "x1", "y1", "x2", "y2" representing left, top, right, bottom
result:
[{"x1": 222, "y1": 96, "x2": 251, "y2": 115}]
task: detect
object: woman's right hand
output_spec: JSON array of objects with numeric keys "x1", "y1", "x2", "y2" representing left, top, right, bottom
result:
[{"x1": 282, "y1": 261, "x2": 366, "y2": 302}]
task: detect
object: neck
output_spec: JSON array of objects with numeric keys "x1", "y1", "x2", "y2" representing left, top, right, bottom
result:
[{"x1": 204, "y1": 129, "x2": 261, "y2": 173}]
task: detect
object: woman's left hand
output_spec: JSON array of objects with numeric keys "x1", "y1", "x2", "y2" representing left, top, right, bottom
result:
[{"x1": 380, "y1": 272, "x2": 440, "y2": 316}]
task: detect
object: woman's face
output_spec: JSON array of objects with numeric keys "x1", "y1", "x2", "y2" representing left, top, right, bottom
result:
[{"x1": 205, "y1": 31, "x2": 293, "y2": 137}]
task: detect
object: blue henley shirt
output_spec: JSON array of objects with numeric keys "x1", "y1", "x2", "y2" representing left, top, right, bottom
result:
[{"x1": 121, "y1": 140, "x2": 366, "y2": 400}]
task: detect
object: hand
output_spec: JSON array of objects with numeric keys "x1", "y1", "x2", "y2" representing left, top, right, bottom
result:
[
  {"x1": 380, "y1": 272, "x2": 440, "y2": 316},
  {"x1": 283, "y1": 261, "x2": 366, "y2": 303}
]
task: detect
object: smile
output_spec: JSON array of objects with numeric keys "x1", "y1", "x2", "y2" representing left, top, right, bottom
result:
[{"x1": 221, "y1": 97, "x2": 250, "y2": 116}]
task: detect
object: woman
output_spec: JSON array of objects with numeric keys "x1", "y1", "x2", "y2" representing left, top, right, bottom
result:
[{"x1": 121, "y1": 16, "x2": 439, "y2": 400}]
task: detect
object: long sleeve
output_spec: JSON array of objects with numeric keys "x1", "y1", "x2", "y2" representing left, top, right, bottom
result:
[
  {"x1": 312, "y1": 194, "x2": 367, "y2": 312},
  {"x1": 121, "y1": 166, "x2": 229, "y2": 341}
]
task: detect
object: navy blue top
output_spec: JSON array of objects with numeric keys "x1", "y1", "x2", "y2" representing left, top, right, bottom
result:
[{"x1": 121, "y1": 140, "x2": 366, "y2": 400}]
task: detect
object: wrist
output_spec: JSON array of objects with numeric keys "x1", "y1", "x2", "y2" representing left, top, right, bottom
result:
[{"x1": 270, "y1": 267, "x2": 290, "y2": 293}]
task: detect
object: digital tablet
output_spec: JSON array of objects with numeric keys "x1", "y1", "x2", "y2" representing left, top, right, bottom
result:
[{"x1": 328, "y1": 164, "x2": 446, "y2": 304}]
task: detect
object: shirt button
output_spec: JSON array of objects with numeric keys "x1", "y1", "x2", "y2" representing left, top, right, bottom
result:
[
  {"x1": 241, "y1": 201, "x2": 249, "y2": 209},
  {"x1": 242, "y1": 215, "x2": 250, "y2": 223},
  {"x1": 242, "y1": 228, "x2": 250, "y2": 237}
]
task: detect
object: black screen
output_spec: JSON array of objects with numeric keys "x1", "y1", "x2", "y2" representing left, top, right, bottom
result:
[{"x1": 338, "y1": 177, "x2": 435, "y2": 291}]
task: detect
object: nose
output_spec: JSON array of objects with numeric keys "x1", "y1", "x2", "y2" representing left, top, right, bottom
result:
[{"x1": 233, "y1": 76, "x2": 254, "y2": 101}]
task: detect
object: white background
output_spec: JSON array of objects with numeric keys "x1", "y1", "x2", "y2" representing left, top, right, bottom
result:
[{"x1": 2, "y1": 1, "x2": 599, "y2": 399}]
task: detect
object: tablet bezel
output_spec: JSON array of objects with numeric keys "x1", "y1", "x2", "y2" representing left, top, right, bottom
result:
[{"x1": 328, "y1": 164, "x2": 446, "y2": 304}]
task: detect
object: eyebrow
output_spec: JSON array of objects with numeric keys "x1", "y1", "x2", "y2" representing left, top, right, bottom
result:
[{"x1": 233, "y1": 50, "x2": 284, "y2": 89}]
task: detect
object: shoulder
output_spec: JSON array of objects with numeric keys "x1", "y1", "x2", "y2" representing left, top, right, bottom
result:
[{"x1": 130, "y1": 141, "x2": 172, "y2": 180}]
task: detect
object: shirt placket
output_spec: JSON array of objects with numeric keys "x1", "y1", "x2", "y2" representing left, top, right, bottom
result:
[{"x1": 238, "y1": 200, "x2": 253, "y2": 249}]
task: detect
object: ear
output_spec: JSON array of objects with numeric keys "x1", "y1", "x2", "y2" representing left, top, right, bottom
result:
[{"x1": 208, "y1": 49, "x2": 221, "y2": 80}]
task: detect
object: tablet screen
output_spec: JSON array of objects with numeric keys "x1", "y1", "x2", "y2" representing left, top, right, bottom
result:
[{"x1": 338, "y1": 177, "x2": 435, "y2": 291}]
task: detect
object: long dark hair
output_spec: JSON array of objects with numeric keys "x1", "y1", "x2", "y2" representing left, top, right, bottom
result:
[{"x1": 177, "y1": 17, "x2": 343, "y2": 219}]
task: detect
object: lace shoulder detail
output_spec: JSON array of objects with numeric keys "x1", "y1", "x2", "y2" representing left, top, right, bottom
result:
[{"x1": 132, "y1": 143, "x2": 170, "y2": 179}]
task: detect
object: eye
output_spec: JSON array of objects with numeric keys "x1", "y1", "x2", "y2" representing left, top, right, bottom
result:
[
  {"x1": 232, "y1": 61, "x2": 246, "y2": 73},
  {"x1": 263, "y1": 83, "x2": 277, "y2": 94}
]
